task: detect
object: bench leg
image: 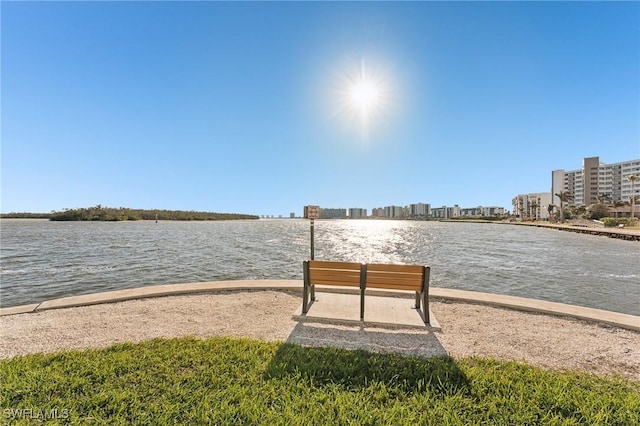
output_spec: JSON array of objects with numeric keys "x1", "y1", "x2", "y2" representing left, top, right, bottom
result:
[
  {"x1": 415, "y1": 291, "x2": 420, "y2": 309},
  {"x1": 422, "y1": 291, "x2": 429, "y2": 324},
  {"x1": 302, "y1": 261, "x2": 310, "y2": 314},
  {"x1": 302, "y1": 281, "x2": 309, "y2": 314},
  {"x1": 311, "y1": 284, "x2": 315, "y2": 301},
  {"x1": 422, "y1": 267, "x2": 430, "y2": 324},
  {"x1": 360, "y1": 263, "x2": 367, "y2": 321}
]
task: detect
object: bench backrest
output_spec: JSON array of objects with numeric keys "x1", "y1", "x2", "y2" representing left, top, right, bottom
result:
[
  {"x1": 365, "y1": 263, "x2": 427, "y2": 292},
  {"x1": 305, "y1": 260, "x2": 363, "y2": 287}
]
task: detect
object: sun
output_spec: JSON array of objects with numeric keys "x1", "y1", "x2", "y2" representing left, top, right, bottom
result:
[
  {"x1": 334, "y1": 58, "x2": 392, "y2": 142},
  {"x1": 349, "y1": 77, "x2": 381, "y2": 113}
]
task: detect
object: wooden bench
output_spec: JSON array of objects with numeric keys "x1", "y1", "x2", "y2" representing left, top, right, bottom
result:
[{"x1": 302, "y1": 260, "x2": 431, "y2": 323}]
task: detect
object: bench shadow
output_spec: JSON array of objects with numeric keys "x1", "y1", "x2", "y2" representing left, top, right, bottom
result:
[{"x1": 264, "y1": 321, "x2": 470, "y2": 396}]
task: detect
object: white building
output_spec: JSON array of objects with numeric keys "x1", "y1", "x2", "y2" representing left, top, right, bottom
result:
[
  {"x1": 319, "y1": 208, "x2": 346, "y2": 219},
  {"x1": 512, "y1": 193, "x2": 553, "y2": 220},
  {"x1": 460, "y1": 206, "x2": 507, "y2": 218},
  {"x1": 384, "y1": 205, "x2": 405, "y2": 218},
  {"x1": 431, "y1": 205, "x2": 461, "y2": 219},
  {"x1": 409, "y1": 203, "x2": 431, "y2": 218},
  {"x1": 552, "y1": 157, "x2": 640, "y2": 206},
  {"x1": 348, "y1": 208, "x2": 367, "y2": 219},
  {"x1": 371, "y1": 208, "x2": 385, "y2": 218}
]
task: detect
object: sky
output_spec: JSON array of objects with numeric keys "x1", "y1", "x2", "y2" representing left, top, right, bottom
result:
[{"x1": 2, "y1": 1, "x2": 639, "y2": 216}]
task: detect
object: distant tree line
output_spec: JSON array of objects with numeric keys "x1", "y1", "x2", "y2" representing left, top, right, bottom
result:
[
  {"x1": 42, "y1": 205, "x2": 259, "y2": 221},
  {"x1": 0, "y1": 212, "x2": 52, "y2": 219}
]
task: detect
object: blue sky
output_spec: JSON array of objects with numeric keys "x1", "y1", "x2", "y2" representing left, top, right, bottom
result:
[{"x1": 2, "y1": 1, "x2": 639, "y2": 216}]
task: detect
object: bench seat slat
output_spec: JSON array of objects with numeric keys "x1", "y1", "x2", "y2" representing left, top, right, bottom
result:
[
  {"x1": 309, "y1": 273, "x2": 361, "y2": 286},
  {"x1": 366, "y1": 280, "x2": 423, "y2": 291},
  {"x1": 366, "y1": 283, "x2": 423, "y2": 291},
  {"x1": 312, "y1": 279, "x2": 362, "y2": 287},
  {"x1": 309, "y1": 260, "x2": 361, "y2": 271},
  {"x1": 366, "y1": 274, "x2": 422, "y2": 286},
  {"x1": 309, "y1": 270, "x2": 361, "y2": 279},
  {"x1": 310, "y1": 269, "x2": 361, "y2": 277},
  {"x1": 365, "y1": 272, "x2": 423, "y2": 280},
  {"x1": 308, "y1": 260, "x2": 362, "y2": 287},
  {"x1": 366, "y1": 263, "x2": 424, "y2": 274},
  {"x1": 367, "y1": 285, "x2": 420, "y2": 292}
]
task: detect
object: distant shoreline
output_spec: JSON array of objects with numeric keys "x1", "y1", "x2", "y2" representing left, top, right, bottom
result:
[
  {"x1": 1, "y1": 206, "x2": 259, "y2": 222},
  {"x1": 0, "y1": 213, "x2": 52, "y2": 219}
]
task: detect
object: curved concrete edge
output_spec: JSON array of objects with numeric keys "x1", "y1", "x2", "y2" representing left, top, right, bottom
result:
[
  {"x1": 1, "y1": 281, "x2": 638, "y2": 333},
  {"x1": 429, "y1": 288, "x2": 640, "y2": 333},
  {"x1": 0, "y1": 304, "x2": 40, "y2": 316},
  {"x1": 0, "y1": 280, "x2": 301, "y2": 317}
]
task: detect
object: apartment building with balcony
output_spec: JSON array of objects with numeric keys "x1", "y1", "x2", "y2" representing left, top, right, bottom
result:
[
  {"x1": 552, "y1": 156, "x2": 640, "y2": 206},
  {"x1": 384, "y1": 205, "x2": 405, "y2": 218},
  {"x1": 319, "y1": 208, "x2": 347, "y2": 219},
  {"x1": 371, "y1": 208, "x2": 385, "y2": 218},
  {"x1": 431, "y1": 205, "x2": 505, "y2": 219},
  {"x1": 461, "y1": 206, "x2": 507, "y2": 218},
  {"x1": 409, "y1": 203, "x2": 431, "y2": 218},
  {"x1": 431, "y1": 205, "x2": 460, "y2": 219},
  {"x1": 348, "y1": 208, "x2": 367, "y2": 219},
  {"x1": 512, "y1": 193, "x2": 552, "y2": 220}
]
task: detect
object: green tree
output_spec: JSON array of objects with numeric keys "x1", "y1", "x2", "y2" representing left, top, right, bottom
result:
[
  {"x1": 596, "y1": 194, "x2": 611, "y2": 206},
  {"x1": 612, "y1": 200, "x2": 627, "y2": 219},
  {"x1": 546, "y1": 204, "x2": 555, "y2": 222},
  {"x1": 588, "y1": 202, "x2": 608, "y2": 220},
  {"x1": 567, "y1": 204, "x2": 583, "y2": 220},
  {"x1": 49, "y1": 206, "x2": 259, "y2": 221},
  {"x1": 628, "y1": 175, "x2": 638, "y2": 218},
  {"x1": 554, "y1": 191, "x2": 574, "y2": 223},
  {"x1": 529, "y1": 200, "x2": 539, "y2": 221}
]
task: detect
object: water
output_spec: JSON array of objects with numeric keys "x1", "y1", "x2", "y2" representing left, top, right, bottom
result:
[{"x1": 1, "y1": 219, "x2": 638, "y2": 315}]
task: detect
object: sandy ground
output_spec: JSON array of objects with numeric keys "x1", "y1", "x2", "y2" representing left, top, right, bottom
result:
[{"x1": 1, "y1": 290, "x2": 638, "y2": 381}]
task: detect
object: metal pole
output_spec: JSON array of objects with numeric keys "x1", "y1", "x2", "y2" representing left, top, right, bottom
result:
[{"x1": 310, "y1": 218, "x2": 315, "y2": 260}]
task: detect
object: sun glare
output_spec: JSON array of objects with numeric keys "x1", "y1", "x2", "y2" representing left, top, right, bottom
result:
[
  {"x1": 333, "y1": 58, "x2": 392, "y2": 143},
  {"x1": 350, "y1": 78, "x2": 380, "y2": 112}
]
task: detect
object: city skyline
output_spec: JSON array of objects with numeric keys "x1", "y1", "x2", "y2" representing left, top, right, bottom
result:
[{"x1": 2, "y1": 2, "x2": 638, "y2": 216}]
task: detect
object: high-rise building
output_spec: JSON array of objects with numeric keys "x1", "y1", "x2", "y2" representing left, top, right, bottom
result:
[
  {"x1": 431, "y1": 205, "x2": 461, "y2": 219},
  {"x1": 384, "y1": 206, "x2": 404, "y2": 218},
  {"x1": 460, "y1": 206, "x2": 507, "y2": 218},
  {"x1": 512, "y1": 193, "x2": 552, "y2": 220},
  {"x1": 371, "y1": 208, "x2": 386, "y2": 218},
  {"x1": 552, "y1": 157, "x2": 640, "y2": 206},
  {"x1": 348, "y1": 208, "x2": 367, "y2": 219},
  {"x1": 409, "y1": 203, "x2": 431, "y2": 218},
  {"x1": 319, "y1": 208, "x2": 347, "y2": 219}
]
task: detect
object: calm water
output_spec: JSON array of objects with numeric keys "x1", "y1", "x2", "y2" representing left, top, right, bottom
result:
[{"x1": 1, "y1": 219, "x2": 638, "y2": 315}]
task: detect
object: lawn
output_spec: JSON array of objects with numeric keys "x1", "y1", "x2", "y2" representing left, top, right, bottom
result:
[{"x1": 1, "y1": 337, "x2": 638, "y2": 424}]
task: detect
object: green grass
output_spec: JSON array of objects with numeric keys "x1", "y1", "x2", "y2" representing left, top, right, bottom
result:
[{"x1": 1, "y1": 337, "x2": 638, "y2": 425}]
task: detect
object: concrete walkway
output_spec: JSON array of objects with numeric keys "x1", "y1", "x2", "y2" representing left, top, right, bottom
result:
[
  {"x1": 292, "y1": 292, "x2": 440, "y2": 330},
  {"x1": 1, "y1": 280, "x2": 638, "y2": 332}
]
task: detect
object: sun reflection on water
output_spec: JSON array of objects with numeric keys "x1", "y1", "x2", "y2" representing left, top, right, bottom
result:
[{"x1": 314, "y1": 220, "x2": 428, "y2": 264}]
